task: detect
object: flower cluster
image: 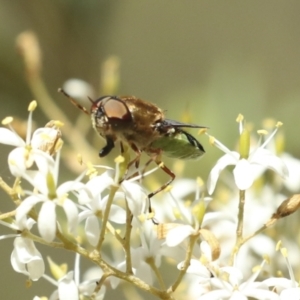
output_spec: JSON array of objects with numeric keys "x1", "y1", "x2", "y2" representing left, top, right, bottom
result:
[{"x1": 0, "y1": 101, "x2": 300, "y2": 300}]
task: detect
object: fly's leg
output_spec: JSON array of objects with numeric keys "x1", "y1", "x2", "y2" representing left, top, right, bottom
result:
[{"x1": 148, "y1": 158, "x2": 175, "y2": 224}]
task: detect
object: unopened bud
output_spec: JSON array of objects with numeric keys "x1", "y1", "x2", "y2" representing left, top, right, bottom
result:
[
  {"x1": 239, "y1": 129, "x2": 250, "y2": 159},
  {"x1": 16, "y1": 31, "x2": 42, "y2": 77},
  {"x1": 199, "y1": 228, "x2": 221, "y2": 261},
  {"x1": 273, "y1": 194, "x2": 300, "y2": 218},
  {"x1": 47, "y1": 257, "x2": 67, "y2": 280}
]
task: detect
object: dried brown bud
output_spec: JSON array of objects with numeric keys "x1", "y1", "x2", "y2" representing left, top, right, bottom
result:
[
  {"x1": 273, "y1": 194, "x2": 300, "y2": 218},
  {"x1": 199, "y1": 228, "x2": 221, "y2": 261}
]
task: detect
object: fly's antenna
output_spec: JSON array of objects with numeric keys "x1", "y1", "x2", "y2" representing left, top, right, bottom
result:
[{"x1": 58, "y1": 88, "x2": 90, "y2": 115}]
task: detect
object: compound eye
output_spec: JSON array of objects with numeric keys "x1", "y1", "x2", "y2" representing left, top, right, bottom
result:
[{"x1": 103, "y1": 97, "x2": 132, "y2": 121}]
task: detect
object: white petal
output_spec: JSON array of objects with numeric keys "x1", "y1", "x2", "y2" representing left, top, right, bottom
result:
[
  {"x1": 63, "y1": 199, "x2": 78, "y2": 236},
  {"x1": 280, "y1": 288, "x2": 300, "y2": 299},
  {"x1": 13, "y1": 237, "x2": 38, "y2": 263},
  {"x1": 196, "y1": 289, "x2": 230, "y2": 300},
  {"x1": 0, "y1": 128, "x2": 25, "y2": 146},
  {"x1": 250, "y1": 148, "x2": 288, "y2": 178},
  {"x1": 11, "y1": 237, "x2": 45, "y2": 280},
  {"x1": 207, "y1": 152, "x2": 239, "y2": 194},
  {"x1": 122, "y1": 181, "x2": 147, "y2": 216},
  {"x1": 57, "y1": 181, "x2": 86, "y2": 196},
  {"x1": 166, "y1": 225, "x2": 196, "y2": 247},
  {"x1": 11, "y1": 248, "x2": 27, "y2": 275},
  {"x1": 58, "y1": 272, "x2": 79, "y2": 300},
  {"x1": 16, "y1": 196, "x2": 42, "y2": 229},
  {"x1": 31, "y1": 127, "x2": 60, "y2": 149},
  {"x1": 77, "y1": 189, "x2": 93, "y2": 205},
  {"x1": 179, "y1": 259, "x2": 210, "y2": 279},
  {"x1": 32, "y1": 149, "x2": 55, "y2": 174},
  {"x1": 230, "y1": 291, "x2": 247, "y2": 300},
  {"x1": 38, "y1": 201, "x2": 56, "y2": 242},
  {"x1": 78, "y1": 210, "x2": 93, "y2": 223},
  {"x1": 26, "y1": 255, "x2": 45, "y2": 281},
  {"x1": 280, "y1": 153, "x2": 300, "y2": 192},
  {"x1": 23, "y1": 170, "x2": 49, "y2": 195},
  {"x1": 233, "y1": 159, "x2": 254, "y2": 190},
  {"x1": 244, "y1": 289, "x2": 280, "y2": 300},
  {"x1": 8, "y1": 147, "x2": 28, "y2": 176},
  {"x1": 85, "y1": 172, "x2": 114, "y2": 198},
  {"x1": 222, "y1": 266, "x2": 243, "y2": 285},
  {"x1": 85, "y1": 215, "x2": 100, "y2": 246},
  {"x1": 263, "y1": 277, "x2": 294, "y2": 289},
  {"x1": 109, "y1": 205, "x2": 126, "y2": 224}
]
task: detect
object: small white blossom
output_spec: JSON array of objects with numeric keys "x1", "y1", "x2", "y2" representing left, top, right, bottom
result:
[
  {"x1": 207, "y1": 120, "x2": 288, "y2": 194},
  {"x1": 280, "y1": 153, "x2": 300, "y2": 192},
  {"x1": 78, "y1": 170, "x2": 126, "y2": 246},
  {"x1": 11, "y1": 237, "x2": 45, "y2": 281},
  {"x1": 263, "y1": 244, "x2": 300, "y2": 299},
  {"x1": 0, "y1": 217, "x2": 45, "y2": 281},
  {"x1": 0, "y1": 103, "x2": 58, "y2": 177},
  {"x1": 44, "y1": 255, "x2": 105, "y2": 300},
  {"x1": 199, "y1": 261, "x2": 279, "y2": 300},
  {"x1": 15, "y1": 154, "x2": 85, "y2": 242}
]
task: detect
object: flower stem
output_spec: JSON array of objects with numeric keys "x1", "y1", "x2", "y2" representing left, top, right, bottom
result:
[
  {"x1": 147, "y1": 257, "x2": 166, "y2": 290},
  {"x1": 124, "y1": 200, "x2": 133, "y2": 274},
  {"x1": 97, "y1": 185, "x2": 118, "y2": 251},
  {"x1": 169, "y1": 234, "x2": 198, "y2": 293},
  {"x1": 229, "y1": 189, "x2": 245, "y2": 266}
]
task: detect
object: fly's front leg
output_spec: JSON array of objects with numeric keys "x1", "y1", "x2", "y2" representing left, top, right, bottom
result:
[
  {"x1": 119, "y1": 143, "x2": 141, "y2": 182},
  {"x1": 99, "y1": 136, "x2": 115, "y2": 157}
]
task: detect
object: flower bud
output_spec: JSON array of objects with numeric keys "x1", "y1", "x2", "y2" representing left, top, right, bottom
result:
[{"x1": 239, "y1": 128, "x2": 250, "y2": 159}]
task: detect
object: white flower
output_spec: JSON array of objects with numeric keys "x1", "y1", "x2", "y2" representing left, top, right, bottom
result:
[
  {"x1": 16, "y1": 155, "x2": 85, "y2": 242},
  {"x1": 263, "y1": 244, "x2": 300, "y2": 300},
  {"x1": 121, "y1": 180, "x2": 148, "y2": 217},
  {"x1": 0, "y1": 102, "x2": 59, "y2": 177},
  {"x1": 43, "y1": 255, "x2": 105, "y2": 300},
  {"x1": 11, "y1": 237, "x2": 45, "y2": 281},
  {"x1": 0, "y1": 216, "x2": 45, "y2": 281},
  {"x1": 207, "y1": 119, "x2": 288, "y2": 194},
  {"x1": 164, "y1": 183, "x2": 231, "y2": 247},
  {"x1": 78, "y1": 171, "x2": 126, "y2": 246},
  {"x1": 199, "y1": 260, "x2": 280, "y2": 300},
  {"x1": 280, "y1": 153, "x2": 300, "y2": 192}
]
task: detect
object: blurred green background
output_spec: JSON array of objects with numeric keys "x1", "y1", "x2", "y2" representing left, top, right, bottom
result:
[{"x1": 0, "y1": 1, "x2": 300, "y2": 298}]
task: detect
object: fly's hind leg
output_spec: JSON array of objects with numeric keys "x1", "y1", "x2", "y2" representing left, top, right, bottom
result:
[{"x1": 147, "y1": 157, "x2": 176, "y2": 223}]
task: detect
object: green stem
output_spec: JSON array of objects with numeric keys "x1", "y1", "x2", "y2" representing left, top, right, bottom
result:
[
  {"x1": 229, "y1": 189, "x2": 245, "y2": 266},
  {"x1": 97, "y1": 185, "x2": 119, "y2": 251},
  {"x1": 169, "y1": 234, "x2": 198, "y2": 293},
  {"x1": 124, "y1": 200, "x2": 133, "y2": 274},
  {"x1": 147, "y1": 257, "x2": 166, "y2": 290}
]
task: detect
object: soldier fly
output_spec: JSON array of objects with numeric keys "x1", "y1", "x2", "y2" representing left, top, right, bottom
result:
[{"x1": 58, "y1": 88, "x2": 206, "y2": 213}]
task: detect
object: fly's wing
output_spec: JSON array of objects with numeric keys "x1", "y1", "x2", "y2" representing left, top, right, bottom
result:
[
  {"x1": 149, "y1": 129, "x2": 205, "y2": 160},
  {"x1": 162, "y1": 119, "x2": 208, "y2": 129}
]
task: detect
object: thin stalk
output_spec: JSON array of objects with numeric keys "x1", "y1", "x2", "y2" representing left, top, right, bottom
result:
[
  {"x1": 229, "y1": 189, "x2": 245, "y2": 266},
  {"x1": 169, "y1": 234, "x2": 198, "y2": 293},
  {"x1": 147, "y1": 257, "x2": 166, "y2": 290},
  {"x1": 124, "y1": 200, "x2": 133, "y2": 274},
  {"x1": 97, "y1": 185, "x2": 118, "y2": 251}
]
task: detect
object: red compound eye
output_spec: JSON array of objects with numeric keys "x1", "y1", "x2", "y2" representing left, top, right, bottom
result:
[{"x1": 102, "y1": 97, "x2": 132, "y2": 121}]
